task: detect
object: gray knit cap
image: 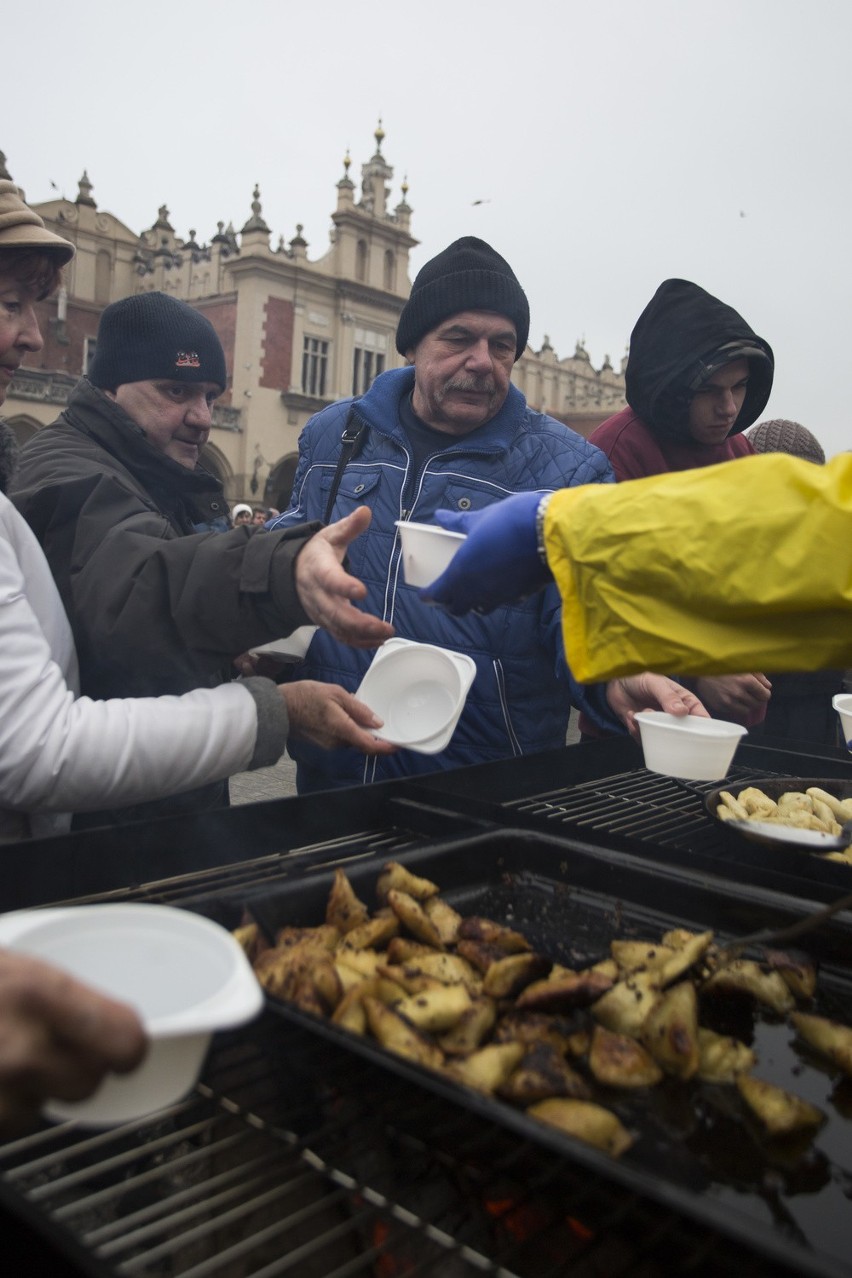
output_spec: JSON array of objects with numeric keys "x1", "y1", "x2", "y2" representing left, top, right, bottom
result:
[{"x1": 748, "y1": 419, "x2": 825, "y2": 465}]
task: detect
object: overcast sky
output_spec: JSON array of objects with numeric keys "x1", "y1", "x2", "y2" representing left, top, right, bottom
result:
[{"x1": 7, "y1": 0, "x2": 849, "y2": 457}]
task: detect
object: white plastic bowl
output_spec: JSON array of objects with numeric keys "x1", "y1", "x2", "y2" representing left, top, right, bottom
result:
[
  {"x1": 633, "y1": 711, "x2": 747, "y2": 781},
  {"x1": 7, "y1": 903, "x2": 263, "y2": 1126},
  {"x1": 395, "y1": 520, "x2": 466, "y2": 588},
  {"x1": 356, "y1": 639, "x2": 475, "y2": 751},
  {"x1": 250, "y1": 624, "x2": 318, "y2": 662},
  {"x1": 833, "y1": 694, "x2": 852, "y2": 751}
]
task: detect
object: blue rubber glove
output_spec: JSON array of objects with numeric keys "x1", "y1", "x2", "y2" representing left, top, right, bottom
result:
[{"x1": 419, "y1": 491, "x2": 553, "y2": 615}]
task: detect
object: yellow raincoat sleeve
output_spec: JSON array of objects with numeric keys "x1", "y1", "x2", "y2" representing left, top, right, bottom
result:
[{"x1": 544, "y1": 452, "x2": 852, "y2": 683}]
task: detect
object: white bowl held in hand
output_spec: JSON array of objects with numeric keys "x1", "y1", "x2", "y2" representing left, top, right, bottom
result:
[
  {"x1": 7, "y1": 903, "x2": 263, "y2": 1126},
  {"x1": 395, "y1": 520, "x2": 466, "y2": 588},
  {"x1": 833, "y1": 694, "x2": 852, "y2": 750},
  {"x1": 356, "y1": 639, "x2": 476, "y2": 752},
  {"x1": 633, "y1": 711, "x2": 747, "y2": 781}
]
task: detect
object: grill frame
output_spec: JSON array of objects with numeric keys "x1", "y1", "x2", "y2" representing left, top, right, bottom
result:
[{"x1": 3, "y1": 733, "x2": 852, "y2": 1276}]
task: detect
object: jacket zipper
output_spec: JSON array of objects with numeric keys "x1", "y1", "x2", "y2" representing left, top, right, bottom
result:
[{"x1": 494, "y1": 658, "x2": 522, "y2": 756}]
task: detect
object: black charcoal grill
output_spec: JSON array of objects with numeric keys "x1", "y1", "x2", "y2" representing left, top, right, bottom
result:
[{"x1": 2, "y1": 734, "x2": 852, "y2": 1277}]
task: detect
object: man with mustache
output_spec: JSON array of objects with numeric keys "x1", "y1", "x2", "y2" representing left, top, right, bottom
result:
[{"x1": 269, "y1": 237, "x2": 706, "y2": 793}]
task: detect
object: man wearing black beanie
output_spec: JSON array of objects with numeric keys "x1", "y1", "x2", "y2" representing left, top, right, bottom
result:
[
  {"x1": 267, "y1": 237, "x2": 704, "y2": 795},
  {"x1": 11, "y1": 291, "x2": 395, "y2": 826}
]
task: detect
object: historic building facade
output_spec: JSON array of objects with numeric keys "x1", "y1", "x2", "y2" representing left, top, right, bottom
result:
[{"x1": 3, "y1": 129, "x2": 625, "y2": 510}]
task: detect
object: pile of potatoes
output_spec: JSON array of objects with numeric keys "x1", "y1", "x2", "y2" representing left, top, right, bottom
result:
[
  {"x1": 235, "y1": 861, "x2": 852, "y2": 1160},
  {"x1": 717, "y1": 785, "x2": 852, "y2": 862}
]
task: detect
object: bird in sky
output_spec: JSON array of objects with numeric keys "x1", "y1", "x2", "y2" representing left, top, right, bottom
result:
[{"x1": 471, "y1": 198, "x2": 491, "y2": 206}]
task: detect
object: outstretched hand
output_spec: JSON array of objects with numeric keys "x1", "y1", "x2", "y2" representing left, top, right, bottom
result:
[
  {"x1": 419, "y1": 491, "x2": 553, "y2": 615},
  {"x1": 0, "y1": 952, "x2": 146, "y2": 1135},
  {"x1": 280, "y1": 680, "x2": 398, "y2": 754},
  {"x1": 606, "y1": 673, "x2": 711, "y2": 741},
  {"x1": 295, "y1": 507, "x2": 394, "y2": 648}
]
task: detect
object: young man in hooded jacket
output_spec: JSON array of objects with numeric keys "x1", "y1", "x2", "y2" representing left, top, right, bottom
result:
[{"x1": 586, "y1": 278, "x2": 776, "y2": 728}]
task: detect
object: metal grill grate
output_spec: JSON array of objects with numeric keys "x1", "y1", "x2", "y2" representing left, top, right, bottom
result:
[
  {"x1": 1, "y1": 1017, "x2": 819, "y2": 1278},
  {"x1": 505, "y1": 764, "x2": 785, "y2": 853},
  {"x1": 40, "y1": 827, "x2": 428, "y2": 912}
]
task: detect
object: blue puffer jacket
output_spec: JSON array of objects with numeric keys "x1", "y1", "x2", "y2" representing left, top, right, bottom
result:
[{"x1": 269, "y1": 365, "x2": 617, "y2": 792}]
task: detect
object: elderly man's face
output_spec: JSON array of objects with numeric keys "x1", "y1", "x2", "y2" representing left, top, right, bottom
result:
[
  {"x1": 408, "y1": 310, "x2": 516, "y2": 435},
  {"x1": 106, "y1": 379, "x2": 221, "y2": 469}
]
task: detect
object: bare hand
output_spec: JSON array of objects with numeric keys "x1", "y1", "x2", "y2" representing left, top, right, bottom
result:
[
  {"x1": 607, "y1": 672, "x2": 711, "y2": 741},
  {"x1": 280, "y1": 680, "x2": 398, "y2": 754},
  {"x1": 295, "y1": 508, "x2": 394, "y2": 649},
  {"x1": 694, "y1": 673, "x2": 772, "y2": 726},
  {"x1": 233, "y1": 651, "x2": 291, "y2": 679},
  {"x1": 0, "y1": 951, "x2": 146, "y2": 1135}
]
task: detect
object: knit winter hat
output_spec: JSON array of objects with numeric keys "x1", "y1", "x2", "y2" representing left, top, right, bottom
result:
[
  {"x1": 0, "y1": 180, "x2": 75, "y2": 263},
  {"x1": 748, "y1": 419, "x2": 826, "y2": 465},
  {"x1": 89, "y1": 292, "x2": 227, "y2": 392},
  {"x1": 396, "y1": 236, "x2": 530, "y2": 360}
]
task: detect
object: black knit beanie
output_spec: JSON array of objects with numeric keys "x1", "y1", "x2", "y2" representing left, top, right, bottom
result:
[
  {"x1": 396, "y1": 237, "x2": 530, "y2": 360},
  {"x1": 89, "y1": 292, "x2": 227, "y2": 392}
]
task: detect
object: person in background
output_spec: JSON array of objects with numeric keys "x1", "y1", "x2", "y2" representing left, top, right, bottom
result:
[
  {"x1": 269, "y1": 237, "x2": 707, "y2": 792},
  {"x1": 747, "y1": 418, "x2": 825, "y2": 465},
  {"x1": 231, "y1": 502, "x2": 253, "y2": 526},
  {"x1": 251, "y1": 506, "x2": 268, "y2": 526},
  {"x1": 7, "y1": 225, "x2": 394, "y2": 831},
  {"x1": 588, "y1": 278, "x2": 776, "y2": 729},
  {"x1": 744, "y1": 419, "x2": 843, "y2": 747},
  {"x1": 419, "y1": 454, "x2": 852, "y2": 694}
]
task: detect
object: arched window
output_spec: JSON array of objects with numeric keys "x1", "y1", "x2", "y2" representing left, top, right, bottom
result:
[
  {"x1": 383, "y1": 250, "x2": 395, "y2": 292},
  {"x1": 95, "y1": 250, "x2": 112, "y2": 304}
]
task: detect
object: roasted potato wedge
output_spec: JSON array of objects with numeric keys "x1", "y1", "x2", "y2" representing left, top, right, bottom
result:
[
  {"x1": 437, "y1": 997, "x2": 498, "y2": 1056},
  {"x1": 423, "y1": 896, "x2": 463, "y2": 946},
  {"x1": 791, "y1": 1012, "x2": 852, "y2": 1074},
  {"x1": 457, "y1": 916, "x2": 532, "y2": 953},
  {"x1": 641, "y1": 982, "x2": 700, "y2": 1080},
  {"x1": 498, "y1": 1042, "x2": 591, "y2": 1104},
  {"x1": 736, "y1": 1073, "x2": 824, "y2": 1136},
  {"x1": 445, "y1": 1041, "x2": 525, "y2": 1094},
  {"x1": 591, "y1": 971, "x2": 661, "y2": 1038},
  {"x1": 528, "y1": 1098, "x2": 634, "y2": 1158},
  {"x1": 482, "y1": 951, "x2": 552, "y2": 999},
  {"x1": 325, "y1": 868, "x2": 370, "y2": 935},
  {"x1": 703, "y1": 959, "x2": 795, "y2": 1014},
  {"x1": 387, "y1": 889, "x2": 445, "y2": 948},
  {"x1": 589, "y1": 1025, "x2": 664, "y2": 1089},
  {"x1": 516, "y1": 967, "x2": 613, "y2": 1012},
  {"x1": 696, "y1": 1028, "x2": 756, "y2": 1083},
  {"x1": 376, "y1": 862, "x2": 440, "y2": 904},
  {"x1": 363, "y1": 997, "x2": 443, "y2": 1069},
  {"x1": 394, "y1": 983, "x2": 472, "y2": 1033}
]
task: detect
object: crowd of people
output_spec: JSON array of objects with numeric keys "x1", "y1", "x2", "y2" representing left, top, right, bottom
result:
[{"x1": 0, "y1": 177, "x2": 849, "y2": 1127}]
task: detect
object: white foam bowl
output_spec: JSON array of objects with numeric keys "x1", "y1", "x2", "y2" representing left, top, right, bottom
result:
[
  {"x1": 395, "y1": 520, "x2": 466, "y2": 588},
  {"x1": 7, "y1": 903, "x2": 263, "y2": 1126},
  {"x1": 833, "y1": 694, "x2": 852, "y2": 751},
  {"x1": 250, "y1": 624, "x2": 318, "y2": 662},
  {"x1": 356, "y1": 639, "x2": 475, "y2": 751},
  {"x1": 633, "y1": 711, "x2": 747, "y2": 781}
]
